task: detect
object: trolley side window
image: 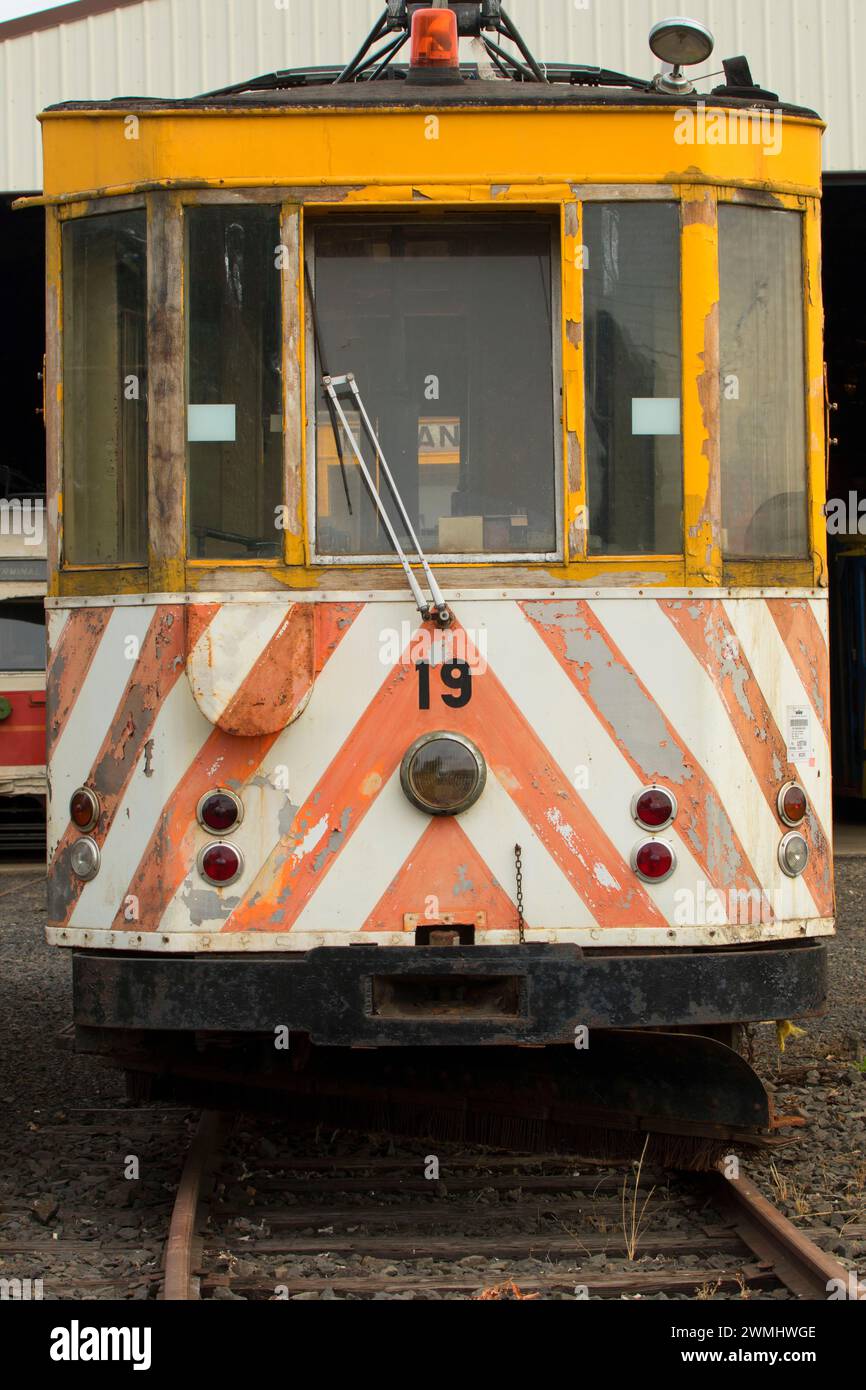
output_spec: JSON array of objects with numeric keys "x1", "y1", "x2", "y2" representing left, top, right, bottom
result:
[
  {"x1": 186, "y1": 206, "x2": 283, "y2": 560},
  {"x1": 719, "y1": 206, "x2": 808, "y2": 558},
  {"x1": 583, "y1": 203, "x2": 682, "y2": 556},
  {"x1": 0, "y1": 602, "x2": 46, "y2": 672},
  {"x1": 62, "y1": 211, "x2": 147, "y2": 566},
  {"x1": 310, "y1": 219, "x2": 558, "y2": 558}
]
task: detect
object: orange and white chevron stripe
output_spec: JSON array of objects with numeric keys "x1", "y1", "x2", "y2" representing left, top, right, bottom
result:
[{"x1": 44, "y1": 589, "x2": 833, "y2": 953}]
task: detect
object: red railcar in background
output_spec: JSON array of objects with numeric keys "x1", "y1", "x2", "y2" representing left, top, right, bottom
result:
[{"x1": 0, "y1": 520, "x2": 47, "y2": 853}]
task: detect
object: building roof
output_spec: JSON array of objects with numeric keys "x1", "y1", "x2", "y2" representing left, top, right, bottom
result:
[
  {"x1": 1, "y1": 0, "x2": 863, "y2": 191},
  {"x1": 0, "y1": 0, "x2": 142, "y2": 45}
]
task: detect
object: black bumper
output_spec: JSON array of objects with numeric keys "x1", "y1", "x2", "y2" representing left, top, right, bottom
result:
[{"x1": 72, "y1": 940, "x2": 828, "y2": 1047}]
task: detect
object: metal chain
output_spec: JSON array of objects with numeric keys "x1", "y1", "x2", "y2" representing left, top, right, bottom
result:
[{"x1": 514, "y1": 843, "x2": 525, "y2": 944}]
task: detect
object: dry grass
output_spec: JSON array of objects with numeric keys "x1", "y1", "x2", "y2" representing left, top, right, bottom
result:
[
  {"x1": 735, "y1": 1270, "x2": 755, "y2": 1299},
  {"x1": 695, "y1": 1278, "x2": 722, "y2": 1300},
  {"x1": 621, "y1": 1135, "x2": 656, "y2": 1262}
]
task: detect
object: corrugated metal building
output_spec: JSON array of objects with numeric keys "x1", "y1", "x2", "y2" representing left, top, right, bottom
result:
[
  {"x1": 1, "y1": 0, "x2": 864, "y2": 800},
  {"x1": 1, "y1": 0, "x2": 865, "y2": 190}
]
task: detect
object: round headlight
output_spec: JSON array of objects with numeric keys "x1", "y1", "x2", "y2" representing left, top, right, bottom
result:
[
  {"x1": 779, "y1": 831, "x2": 809, "y2": 877},
  {"x1": 197, "y1": 788, "x2": 244, "y2": 835},
  {"x1": 631, "y1": 785, "x2": 677, "y2": 831},
  {"x1": 777, "y1": 782, "x2": 807, "y2": 828},
  {"x1": 631, "y1": 838, "x2": 676, "y2": 884},
  {"x1": 198, "y1": 842, "x2": 244, "y2": 887},
  {"x1": 70, "y1": 787, "x2": 99, "y2": 833},
  {"x1": 400, "y1": 732, "x2": 486, "y2": 816},
  {"x1": 70, "y1": 836, "x2": 100, "y2": 882}
]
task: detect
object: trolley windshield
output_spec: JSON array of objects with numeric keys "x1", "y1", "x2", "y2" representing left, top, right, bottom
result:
[{"x1": 310, "y1": 219, "x2": 558, "y2": 559}]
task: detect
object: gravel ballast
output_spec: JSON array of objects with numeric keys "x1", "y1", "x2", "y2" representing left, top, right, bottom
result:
[{"x1": 1, "y1": 865, "x2": 863, "y2": 1300}]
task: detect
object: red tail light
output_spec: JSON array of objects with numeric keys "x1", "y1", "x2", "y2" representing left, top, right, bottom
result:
[
  {"x1": 198, "y1": 843, "x2": 243, "y2": 887},
  {"x1": 777, "y1": 782, "x2": 807, "y2": 827},
  {"x1": 197, "y1": 788, "x2": 243, "y2": 834},
  {"x1": 70, "y1": 787, "x2": 99, "y2": 832},
  {"x1": 632, "y1": 839, "x2": 676, "y2": 883},
  {"x1": 632, "y1": 785, "x2": 676, "y2": 830},
  {"x1": 410, "y1": 6, "x2": 459, "y2": 68}
]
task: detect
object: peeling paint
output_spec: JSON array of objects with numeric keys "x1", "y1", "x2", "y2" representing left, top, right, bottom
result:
[
  {"x1": 277, "y1": 797, "x2": 300, "y2": 838},
  {"x1": 183, "y1": 885, "x2": 241, "y2": 925},
  {"x1": 523, "y1": 602, "x2": 688, "y2": 781},
  {"x1": 703, "y1": 792, "x2": 743, "y2": 883},
  {"x1": 291, "y1": 812, "x2": 329, "y2": 863},
  {"x1": 453, "y1": 863, "x2": 473, "y2": 897},
  {"x1": 593, "y1": 861, "x2": 621, "y2": 891},
  {"x1": 311, "y1": 807, "x2": 352, "y2": 873}
]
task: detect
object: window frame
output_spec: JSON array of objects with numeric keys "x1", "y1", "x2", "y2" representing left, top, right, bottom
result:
[
  {"x1": 303, "y1": 213, "x2": 565, "y2": 567},
  {"x1": 580, "y1": 195, "x2": 685, "y2": 562},
  {"x1": 182, "y1": 199, "x2": 286, "y2": 565},
  {"x1": 717, "y1": 197, "x2": 809, "y2": 562},
  {"x1": 57, "y1": 195, "x2": 149, "y2": 575},
  {"x1": 47, "y1": 184, "x2": 823, "y2": 594},
  {"x1": 715, "y1": 187, "x2": 816, "y2": 587}
]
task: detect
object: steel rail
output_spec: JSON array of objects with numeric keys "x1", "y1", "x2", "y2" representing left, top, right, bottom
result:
[
  {"x1": 709, "y1": 1165, "x2": 858, "y2": 1300},
  {"x1": 163, "y1": 1110, "x2": 226, "y2": 1301}
]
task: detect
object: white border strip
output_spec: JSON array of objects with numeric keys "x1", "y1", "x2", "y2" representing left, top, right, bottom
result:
[
  {"x1": 46, "y1": 588, "x2": 829, "y2": 610},
  {"x1": 47, "y1": 919, "x2": 834, "y2": 952}
]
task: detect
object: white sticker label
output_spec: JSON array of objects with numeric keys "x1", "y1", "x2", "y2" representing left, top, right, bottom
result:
[
  {"x1": 631, "y1": 397, "x2": 681, "y2": 436},
  {"x1": 786, "y1": 704, "x2": 812, "y2": 764},
  {"x1": 187, "y1": 404, "x2": 236, "y2": 442}
]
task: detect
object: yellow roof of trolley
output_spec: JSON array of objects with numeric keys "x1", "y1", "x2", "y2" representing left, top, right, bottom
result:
[{"x1": 35, "y1": 3, "x2": 823, "y2": 204}]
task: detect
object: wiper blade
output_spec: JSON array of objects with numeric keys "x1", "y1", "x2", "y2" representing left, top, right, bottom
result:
[{"x1": 323, "y1": 373, "x2": 451, "y2": 627}]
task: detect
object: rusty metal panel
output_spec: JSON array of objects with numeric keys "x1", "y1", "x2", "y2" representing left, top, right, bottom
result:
[
  {"x1": 45, "y1": 589, "x2": 833, "y2": 953},
  {"x1": 1, "y1": 0, "x2": 864, "y2": 192}
]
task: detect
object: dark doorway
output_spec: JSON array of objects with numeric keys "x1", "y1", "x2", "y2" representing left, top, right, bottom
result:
[
  {"x1": 824, "y1": 179, "x2": 866, "y2": 833},
  {"x1": 0, "y1": 194, "x2": 45, "y2": 503}
]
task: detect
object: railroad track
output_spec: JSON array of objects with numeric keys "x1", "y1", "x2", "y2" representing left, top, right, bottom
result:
[
  {"x1": 0, "y1": 1105, "x2": 195, "y2": 1299},
  {"x1": 163, "y1": 1111, "x2": 858, "y2": 1302}
]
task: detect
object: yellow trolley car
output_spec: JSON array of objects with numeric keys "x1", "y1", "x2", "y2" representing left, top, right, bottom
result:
[{"x1": 29, "y1": 5, "x2": 831, "y2": 1148}]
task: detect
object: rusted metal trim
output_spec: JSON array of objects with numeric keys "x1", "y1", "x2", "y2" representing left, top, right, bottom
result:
[
  {"x1": 70, "y1": 941, "x2": 828, "y2": 1041},
  {"x1": 45, "y1": 207, "x2": 62, "y2": 590},
  {"x1": 281, "y1": 205, "x2": 305, "y2": 565},
  {"x1": 563, "y1": 200, "x2": 585, "y2": 559},
  {"x1": 146, "y1": 194, "x2": 186, "y2": 594},
  {"x1": 681, "y1": 186, "x2": 722, "y2": 587}
]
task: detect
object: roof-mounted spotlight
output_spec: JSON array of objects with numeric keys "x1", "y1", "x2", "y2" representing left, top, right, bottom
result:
[{"x1": 649, "y1": 16, "x2": 714, "y2": 95}]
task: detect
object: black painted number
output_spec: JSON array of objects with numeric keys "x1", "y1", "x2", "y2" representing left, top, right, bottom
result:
[{"x1": 416, "y1": 660, "x2": 472, "y2": 709}]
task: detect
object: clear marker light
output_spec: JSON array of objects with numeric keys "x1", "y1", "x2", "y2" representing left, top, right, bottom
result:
[
  {"x1": 70, "y1": 836, "x2": 100, "y2": 882},
  {"x1": 779, "y1": 831, "x2": 809, "y2": 877}
]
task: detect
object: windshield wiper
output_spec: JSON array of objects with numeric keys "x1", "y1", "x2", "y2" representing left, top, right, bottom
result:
[{"x1": 323, "y1": 373, "x2": 451, "y2": 627}]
